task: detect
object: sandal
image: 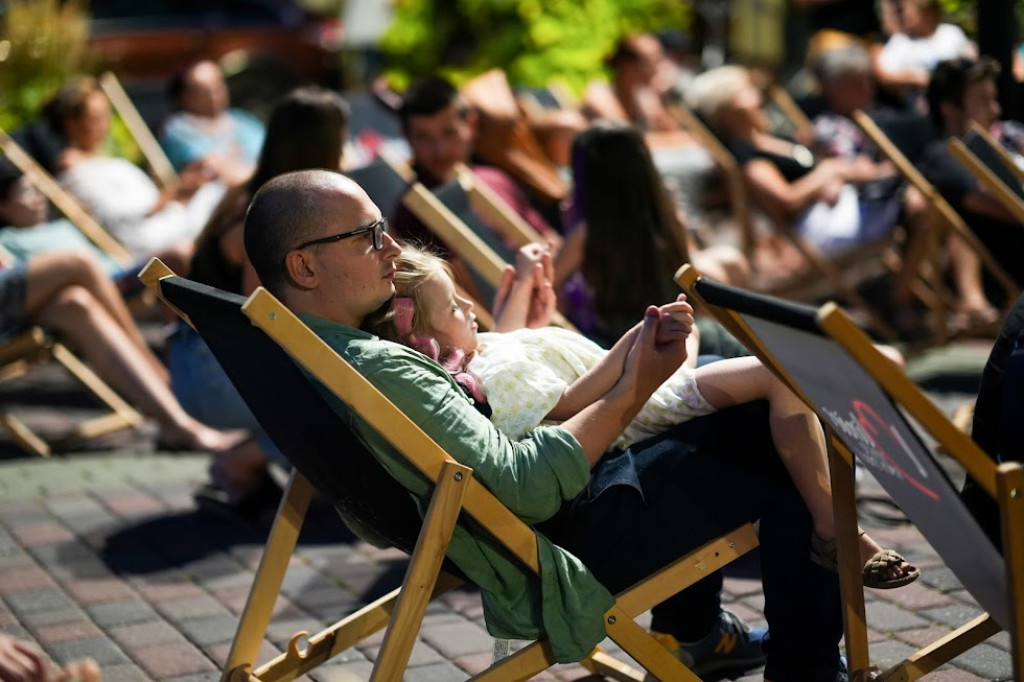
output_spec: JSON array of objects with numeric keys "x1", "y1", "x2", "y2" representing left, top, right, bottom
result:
[
  {"x1": 863, "y1": 549, "x2": 920, "y2": 589},
  {"x1": 810, "y1": 530, "x2": 921, "y2": 589}
]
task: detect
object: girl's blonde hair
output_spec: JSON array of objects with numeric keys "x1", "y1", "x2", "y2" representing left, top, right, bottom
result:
[{"x1": 370, "y1": 244, "x2": 453, "y2": 346}]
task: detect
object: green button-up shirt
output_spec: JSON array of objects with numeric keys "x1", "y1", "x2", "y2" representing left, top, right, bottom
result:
[{"x1": 300, "y1": 315, "x2": 615, "y2": 661}]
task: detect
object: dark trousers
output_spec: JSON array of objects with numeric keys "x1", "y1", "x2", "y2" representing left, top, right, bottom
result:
[{"x1": 538, "y1": 401, "x2": 843, "y2": 682}]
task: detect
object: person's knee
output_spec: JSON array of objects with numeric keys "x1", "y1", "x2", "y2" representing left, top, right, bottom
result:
[{"x1": 46, "y1": 285, "x2": 101, "y2": 324}]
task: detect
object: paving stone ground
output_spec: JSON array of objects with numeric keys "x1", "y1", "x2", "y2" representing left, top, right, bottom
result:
[{"x1": 0, "y1": 337, "x2": 1014, "y2": 681}]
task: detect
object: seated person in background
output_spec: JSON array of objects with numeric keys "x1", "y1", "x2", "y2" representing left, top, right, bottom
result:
[
  {"x1": 0, "y1": 632, "x2": 100, "y2": 682},
  {"x1": 919, "y1": 57, "x2": 1024, "y2": 292},
  {"x1": 0, "y1": 163, "x2": 122, "y2": 276},
  {"x1": 812, "y1": 45, "x2": 996, "y2": 329},
  {"x1": 392, "y1": 77, "x2": 561, "y2": 286},
  {"x1": 0, "y1": 249, "x2": 239, "y2": 454},
  {"x1": 374, "y1": 242, "x2": 918, "y2": 589},
  {"x1": 874, "y1": 0, "x2": 975, "y2": 106},
  {"x1": 555, "y1": 120, "x2": 749, "y2": 352},
  {"x1": 690, "y1": 66, "x2": 915, "y2": 269},
  {"x1": 42, "y1": 77, "x2": 223, "y2": 265},
  {"x1": 160, "y1": 60, "x2": 265, "y2": 184},
  {"x1": 582, "y1": 33, "x2": 693, "y2": 147},
  {"x1": 243, "y1": 169, "x2": 849, "y2": 682}
]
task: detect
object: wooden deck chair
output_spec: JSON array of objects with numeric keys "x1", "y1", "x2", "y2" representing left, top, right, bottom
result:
[
  {"x1": 401, "y1": 175, "x2": 579, "y2": 332},
  {"x1": 677, "y1": 264, "x2": 1024, "y2": 681},
  {"x1": 948, "y1": 122, "x2": 1024, "y2": 225},
  {"x1": 139, "y1": 258, "x2": 760, "y2": 682},
  {"x1": 461, "y1": 70, "x2": 569, "y2": 204},
  {"x1": 766, "y1": 84, "x2": 816, "y2": 146},
  {"x1": 854, "y1": 110, "x2": 1021, "y2": 345},
  {"x1": 98, "y1": 71, "x2": 179, "y2": 189},
  {"x1": 0, "y1": 128, "x2": 135, "y2": 268}
]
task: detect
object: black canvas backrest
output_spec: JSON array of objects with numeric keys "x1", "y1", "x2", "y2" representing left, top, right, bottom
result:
[
  {"x1": 963, "y1": 129, "x2": 1024, "y2": 201},
  {"x1": 693, "y1": 275, "x2": 1010, "y2": 629},
  {"x1": 432, "y1": 179, "x2": 516, "y2": 302},
  {"x1": 346, "y1": 160, "x2": 412, "y2": 223},
  {"x1": 159, "y1": 276, "x2": 424, "y2": 554},
  {"x1": 875, "y1": 111, "x2": 936, "y2": 163}
]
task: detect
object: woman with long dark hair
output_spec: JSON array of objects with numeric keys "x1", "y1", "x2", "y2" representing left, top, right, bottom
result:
[{"x1": 556, "y1": 120, "x2": 748, "y2": 349}]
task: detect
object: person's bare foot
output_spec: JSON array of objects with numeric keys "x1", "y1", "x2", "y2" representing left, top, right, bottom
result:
[{"x1": 157, "y1": 420, "x2": 249, "y2": 454}]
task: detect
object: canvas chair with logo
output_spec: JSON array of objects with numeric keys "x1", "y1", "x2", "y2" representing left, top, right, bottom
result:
[
  {"x1": 948, "y1": 121, "x2": 1024, "y2": 225},
  {"x1": 0, "y1": 245, "x2": 142, "y2": 457},
  {"x1": 139, "y1": 257, "x2": 760, "y2": 682},
  {"x1": 854, "y1": 110, "x2": 1020, "y2": 346},
  {"x1": 677, "y1": 264, "x2": 1024, "y2": 681}
]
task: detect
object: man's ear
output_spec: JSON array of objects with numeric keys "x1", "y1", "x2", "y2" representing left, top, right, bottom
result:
[{"x1": 284, "y1": 249, "x2": 318, "y2": 290}]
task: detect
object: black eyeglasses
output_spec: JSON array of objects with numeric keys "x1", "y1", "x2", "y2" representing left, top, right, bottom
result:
[{"x1": 294, "y1": 217, "x2": 389, "y2": 251}]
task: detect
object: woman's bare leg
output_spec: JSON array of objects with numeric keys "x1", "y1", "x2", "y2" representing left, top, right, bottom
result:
[
  {"x1": 694, "y1": 357, "x2": 913, "y2": 578},
  {"x1": 27, "y1": 273, "x2": 237, "y2": 453},
  {"x1": 24, "y1": 251, "x2": 167, "y2": 381}
]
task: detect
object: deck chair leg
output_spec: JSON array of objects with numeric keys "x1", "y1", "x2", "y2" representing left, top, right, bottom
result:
[
  {"x1": 223, "y1": 472, "x2": 314, "y2": 682},
  {"x1": 582, "y1": 648, "x2": 645, "y2": 682},
  {"x1": 470, "y1": 640, "x2": 558, "y2": 681},
  {"x1": 0, "y1": 412, "x2": 51, "y2": 457},
  {"x1": 371, "y1": 461, "x2": 472, "y2": 682},
  {"x1": 997, "y1": 463, "x2": 1024, "y2": 680},
  {"x1": 827, "y1": 436, "x2": 870, "y2": 679},
  {"x1": 877, "y1": 614, "x2": 1000, "y2": 681},
  {"x1": 605, "y1": 606, "x2": 701, "y2": 682}
]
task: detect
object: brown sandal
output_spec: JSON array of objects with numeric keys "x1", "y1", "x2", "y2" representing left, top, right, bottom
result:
[{"x1": 863, "y1": 549, "x2": 920, "y2": 589}]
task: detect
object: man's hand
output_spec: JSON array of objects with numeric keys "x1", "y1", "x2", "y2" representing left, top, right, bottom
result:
[
  {"x1": 621, "y1": 306, "x2": 689, "y2": 403},
  {"x1": 655, "y1": 294, "x2": 694, "y2": 346}
]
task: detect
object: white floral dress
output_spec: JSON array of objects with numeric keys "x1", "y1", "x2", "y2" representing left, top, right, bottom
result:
[{"x1": 470, "y1": 327, "x2": 715, "y2": 450}]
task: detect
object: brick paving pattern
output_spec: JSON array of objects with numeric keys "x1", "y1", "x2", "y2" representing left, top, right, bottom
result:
[{"x1": 0, "y1": 339, "x2": 1014, "y2": 680}]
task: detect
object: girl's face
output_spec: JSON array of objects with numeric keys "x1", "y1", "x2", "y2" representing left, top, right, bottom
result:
[
  {"x1": 421, "y1": 271, "x2": 478, "y2": 355},
  {"x1": 0, "y1": 176, "x2": 47, "y2": 227}
]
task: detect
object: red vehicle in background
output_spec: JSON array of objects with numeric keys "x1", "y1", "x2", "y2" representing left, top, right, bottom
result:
[{"x1": 88, "y1": 0, "x2": 344, "y2": 121}]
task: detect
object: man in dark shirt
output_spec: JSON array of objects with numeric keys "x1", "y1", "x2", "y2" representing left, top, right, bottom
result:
[{"x1": 918, "y1": 57, "x2": 1024, "y2": 291}]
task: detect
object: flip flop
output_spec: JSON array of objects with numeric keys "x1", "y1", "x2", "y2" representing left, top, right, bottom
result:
[{"x1": 863, "y1": 549, "x2": 920, "y2": 589}]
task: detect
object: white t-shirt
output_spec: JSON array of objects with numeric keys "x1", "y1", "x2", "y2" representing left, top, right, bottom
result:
[
  {"x1": 878, "y1": 24, "x2": 972, "y2": 74},
  {"x1": 469, "y1": 326, "x2": 715, "y2": 450},
  {"x1": 60, "y1": 157, "x2": 224, "y2": 257}
]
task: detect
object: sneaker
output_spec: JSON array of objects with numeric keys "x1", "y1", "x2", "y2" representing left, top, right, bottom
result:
[{"x1": 644, "y1": 608, "x2": 767, "y2": 679}]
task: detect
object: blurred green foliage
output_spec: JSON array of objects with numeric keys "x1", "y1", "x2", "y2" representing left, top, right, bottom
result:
[
  {"x1": 379, "y1": 0, "x2": 690, "y2": 93},
  {"x1": 0, "y1": 0, "x2": 138, "y2": 161}
]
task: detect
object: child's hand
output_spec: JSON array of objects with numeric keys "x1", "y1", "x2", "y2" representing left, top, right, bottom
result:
[
  {"x1": 654, "y1": 294, "x2": 694, "y2": 346},
  {"x1": 526, "y1": 261, "x2": 556, "y2": 328},
  {"x1": 513, "y1": 242, "x2": 554, "y2": 281}
]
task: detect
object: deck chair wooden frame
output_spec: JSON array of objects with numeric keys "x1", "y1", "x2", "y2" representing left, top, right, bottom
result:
[
  {"x1": 399, "y1": 171, "x2": 579, "y2": 332},
  {"x1": 0, "y1": 326, "x2": 143, "y2": 457},
  {"x1": 766, "y1": 85, "x2": 816, "y2": 145},
  {"x1": 948, "y1": 122, "x2": 1024, "y2": 225},
  {"x1": 98, "y1": 71, "x2": 179, "y2": 189},
  {"x1": 854, "y1": 110, "x2": 1020, "y2": 345},
  {"x1": 0, "y1": 128, "x2": 135, "y2": 267},
  {"x1": 139, "y1": 258, "x2": 760, "y2": 682},
  {"x1": 677, "y1": 264, "x2": 1024, "y2": 682}
]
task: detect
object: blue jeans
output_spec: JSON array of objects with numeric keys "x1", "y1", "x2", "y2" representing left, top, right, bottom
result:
[
  {"x1": 168, "y1": 323, "x2": 285, "y2": 465},
  {"x1": 537, "y1": 401, "x2": 843, "y2": 682}
]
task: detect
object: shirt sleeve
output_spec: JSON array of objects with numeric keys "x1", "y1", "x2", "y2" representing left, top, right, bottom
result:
[
  {"x1": 919, "y1": 142, "x2": 978, "y2": 208},
  {"x1": 340, "y1": 339, "x2": 590, "y2": 524}
]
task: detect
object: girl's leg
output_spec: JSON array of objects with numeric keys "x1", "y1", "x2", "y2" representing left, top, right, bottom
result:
[
  {"x1": 693, "y1": 357, "x2": 914, "y2": 580},
  {"x1": 28, "y1": 280, "x2": 238, "y2": 453}
]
